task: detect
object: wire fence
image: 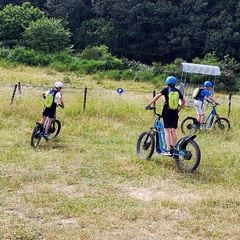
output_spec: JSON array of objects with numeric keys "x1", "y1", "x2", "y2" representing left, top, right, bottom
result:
[{"x1": 2, "y1": 82, "x2": 234, "y2": 117}]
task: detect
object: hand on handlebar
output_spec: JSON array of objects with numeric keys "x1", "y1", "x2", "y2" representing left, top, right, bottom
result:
[
  {"x1": 145, "y1": 105, "x2": 155, "y2": 110},
  {"x1": 145, "y1": 105, "x2": 151, "y2": 110},
  {"x1": 206, "y1": 99, "x2": 220, "y2": 106},
  {"x1": 58, "y1": 104, "x2": 65, "y2": 109}
]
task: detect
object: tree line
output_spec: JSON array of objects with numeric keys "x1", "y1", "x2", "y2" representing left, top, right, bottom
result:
[
  {"x1": 1, "y1": 1, "x2": 240, "y2": 91},
  {"x1": 1, "y1": 0, "x2": 240, "y2": 64}
]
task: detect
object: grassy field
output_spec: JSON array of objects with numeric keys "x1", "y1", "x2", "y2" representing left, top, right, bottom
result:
[{"x1": 0, "y1": 66, "x2": 240, "y2": 240}]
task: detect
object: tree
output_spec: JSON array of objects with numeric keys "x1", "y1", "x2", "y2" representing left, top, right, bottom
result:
[
  {"x1": 23, "y1": 18, "x2": 71, "y2": 53},
  {"x1": 0, "y1": 2, "x2": 44, "y2": 47},
  {"x1": 44, "y1": 0, "x2": 93, "y2": 35},
  {"x1": 74, "y1": 17, "x2": 117, "y2": 51}
]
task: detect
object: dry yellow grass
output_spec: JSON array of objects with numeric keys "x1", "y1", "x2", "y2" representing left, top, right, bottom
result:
[{"x1": 0, "y1": 65, "x2": 239, "y2": 240}]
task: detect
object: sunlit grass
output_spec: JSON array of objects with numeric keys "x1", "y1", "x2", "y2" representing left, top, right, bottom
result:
[{"x1": 0, "y1": 66, "x2": 239, "y2": 239}]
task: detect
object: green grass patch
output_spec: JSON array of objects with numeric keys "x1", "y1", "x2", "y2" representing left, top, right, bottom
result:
[{"x1": 0, "y1": 66, "x2": 239, "y2": 239}]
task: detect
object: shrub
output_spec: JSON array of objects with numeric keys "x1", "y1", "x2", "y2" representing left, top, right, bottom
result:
[
  {"x1": 50, "y1": 61, "x2": 69, "y2": 72},
  {"x1": 108, "y1": 70, "x2": 121, "y2": 80},
  {"x1": 78, "y1": 45, "x2": 123, "y2": 70},
  {"x1": 104, "y1": 57, "x2": 123, "y2": 70},
  {"x1": 52, "y1": 51, "x2": 73, "y2": 64},
  {"x1": 152, "y1": 75, "x2": 165, "y2": 87},
  {"x1": 8, "y1": 46, "x2": 37, "y2": 65},
  {"x1": 81, "y1": 59, "x2": 103, "y2": 74},
  {"x1": 23, "y1": 18, "x2": 71, "y2": 53},
  {"x1": 79, "y1": 45, "x2": 110, "y2": 61},
  {"x1": 121, "y1": 69, "x2": 135, "y2": 80},
  {"x1": 0, "y1": 47, "x2": 10, "y2": 58},
  {"x1": 135, "y1": 70, "x2": 155, "y2": 82}
]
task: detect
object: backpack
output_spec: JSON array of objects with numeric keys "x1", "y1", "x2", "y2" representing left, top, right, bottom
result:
[
  {"x1": 192, "y1": 87, "x2": 204, "y2": 99},
  {"x1": 44, "y1": 89, "x2": 57, "y2": 108},
  {"x1": 168, "y1": 88, "x2": 179, "y2": 110}
]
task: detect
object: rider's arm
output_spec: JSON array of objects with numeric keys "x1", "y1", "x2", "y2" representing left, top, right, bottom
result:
[
  {"x1": 146, "y1": 92, "x2": 163, "y2": 107},
  {"x1": 208, "y1": 96, "x2": 219, "y2": 104},
  {"x1": 42, "y1": 91, "x2": 47, "y2": 98},
  {"x1": 55, "y1": 92, "x2": 65, "y2": 108},
  {"x1": 59, "y1": 98, "x2": 64, "y2": 107},
  {"x1": 178, "y1": 98, "x2": 186, "y2": 112}
]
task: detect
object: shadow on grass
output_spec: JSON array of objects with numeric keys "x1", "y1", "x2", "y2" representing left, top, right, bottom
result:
[
  {"x1": 31, "y1": 137, "x2": 66, "y2": 150},
  {"x1": 140, "y1": 154, "x2": 232, "y2": 187}
]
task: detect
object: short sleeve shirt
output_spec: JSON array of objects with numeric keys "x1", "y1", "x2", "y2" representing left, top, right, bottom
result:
[
  {"x1": 160, "y1": 86, "x2": 183, "y2": 117},
  {"x1": 196, "y1": 89, "x2": 210, "y2": 102}
]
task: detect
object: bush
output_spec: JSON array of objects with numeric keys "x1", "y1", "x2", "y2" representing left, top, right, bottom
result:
[
  {"x1": 78, "y1": 45, "x2": 123, "y2": 70},
  {"x1": 79, "y1": 45, "x2": 110, "y2": 61},
  {"x1": 0, "y1": 47, "x2": 10, "y2": 58},
  {"x1": 23, "y1": 18, "x2": 71, "y2": 53},
  {"x1": 151, "y1": 75, "x2": 165, "y2": 87},
  {"x1": 104, "y1": 57, "x2": 123, "y2": 70},
  {"x1": 8, "y1": 46, "x2": 37, "y2": 65},
  {"x1": 81, "y1": 59, "x2": 103, "y2": 74},
  {"x1": 52, "y1": 51, "x2": 73, "y2": 64},
  {"x1": 135, "y1": 70, "x2": 155, "y2": 82},
  {"x1": 6, "y1": 46, "x2": 52, "y2": 66},
  {"x1": 108, "y1": 70, "x2": 121, "y2": 80},
  {"x1": 35, "y1": 53, "x2": 51, "y2": 66},
  {"x1": 121, "y1": 69, "x2": 135, "y2": 80},
  {"x1": 50, "y1": 61, "x2": 69, "y2": 72}
]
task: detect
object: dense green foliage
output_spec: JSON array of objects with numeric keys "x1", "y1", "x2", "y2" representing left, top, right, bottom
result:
[
  {"x1": 0, "y1": 2, "x2": 44, "y2": 47},
  {"x1": 1, "y1": 45, "x2": 240, "y2": 91},
  {"x1": 1, "y1": 1, "x2": 240, "y2": 91},
  {"x1": 0, "y1": 2, "x2": 71, "y2": 53},
  {"x1": 0, "y1": 66, "x2": 239, "y2": 239},
  {"x1": 23, "y1": 18, "x2": 71, "y2": 53},
  {"x1": 1, "y1": 0, "x2": 240, "y2": 65}
]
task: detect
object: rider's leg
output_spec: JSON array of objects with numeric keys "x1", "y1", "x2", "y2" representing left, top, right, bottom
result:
[
  {"x1": 44, "y1": 118, "x2": 53, "y2": 135},
  {"x1": 40, "y1": 116, "x2": 47, "y2": 125},
  {"x1": 170, "y1": 128, "x2": 177, "y2": 147},
  {"x1": 43, "y1": 108, "x2": 55, "y2": 135},
  {"x1": 195, "y1": 100, "x2": 205, "y2": 127},
  {"x1": 164, "y1": 128, "x2": 171, "y2": 151},
  {"x1": 199, "y1": 114, "x2": 205, "y2": 127}
]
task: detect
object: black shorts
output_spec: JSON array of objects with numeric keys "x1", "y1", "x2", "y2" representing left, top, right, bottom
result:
[
  {"x1": 163, "y1": 116, "x2": 178, "y2": 129},
  {"x1": 42, "y1": 107, "x2": 55, "y2": 118}
]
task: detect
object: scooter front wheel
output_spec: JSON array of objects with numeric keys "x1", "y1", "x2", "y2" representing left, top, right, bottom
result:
[
  {"x1": 136, "y1": 131, "x2": 155, "y2": 160},
  {"x1": 31, "y1": 124, "x2": 42, "y2": 148}
]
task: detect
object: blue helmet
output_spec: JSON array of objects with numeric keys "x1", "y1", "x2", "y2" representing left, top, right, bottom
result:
[
  {"x1": 204, "y1": 81, "x2": 213, "y2": 87},
  {"x1": 165, "y1": 76, "x2": 177, "y2": 86}
]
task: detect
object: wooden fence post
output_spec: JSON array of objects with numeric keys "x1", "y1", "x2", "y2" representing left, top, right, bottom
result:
[
  {"x1": 153, "y1": 90, "x2": 156, "y2": 108},
  {"x1": 10, "y1": 84, "x2": 17, "y2": 105},
  {"x1": 18, "y1": 82, "x2": 21, "y2": 95},
  {"x1": 83, "y1": 87, "x2": 87, "y2": 110},
  {"x1": 228, "y1": 93, "x2": 232, "y2": 118}
]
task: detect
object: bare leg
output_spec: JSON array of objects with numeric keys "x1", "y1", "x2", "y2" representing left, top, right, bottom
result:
[
  {"x1": 170, "y1": 128, "x2": 177, "y2": 146},
  {"x1": 199, "y1": 114, "x2": 205, "y2": 126},
  {"x1": 40, "y1": 116, "x2": 47, "y2": 125},
  {"x1": 164, "y1": 128, "x2": 171, "y2": 151},
  {"x1": 44, "y1": 118, "x2": 53, "y2": 134}
]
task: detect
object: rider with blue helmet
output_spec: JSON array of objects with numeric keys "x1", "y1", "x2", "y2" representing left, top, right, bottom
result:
[
  {"x1": 194, "y1": 80, "x2": 219, "y2": 129},
  {"x1": 145, "y1": 76, "x2": 186, "y2": 156}
]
